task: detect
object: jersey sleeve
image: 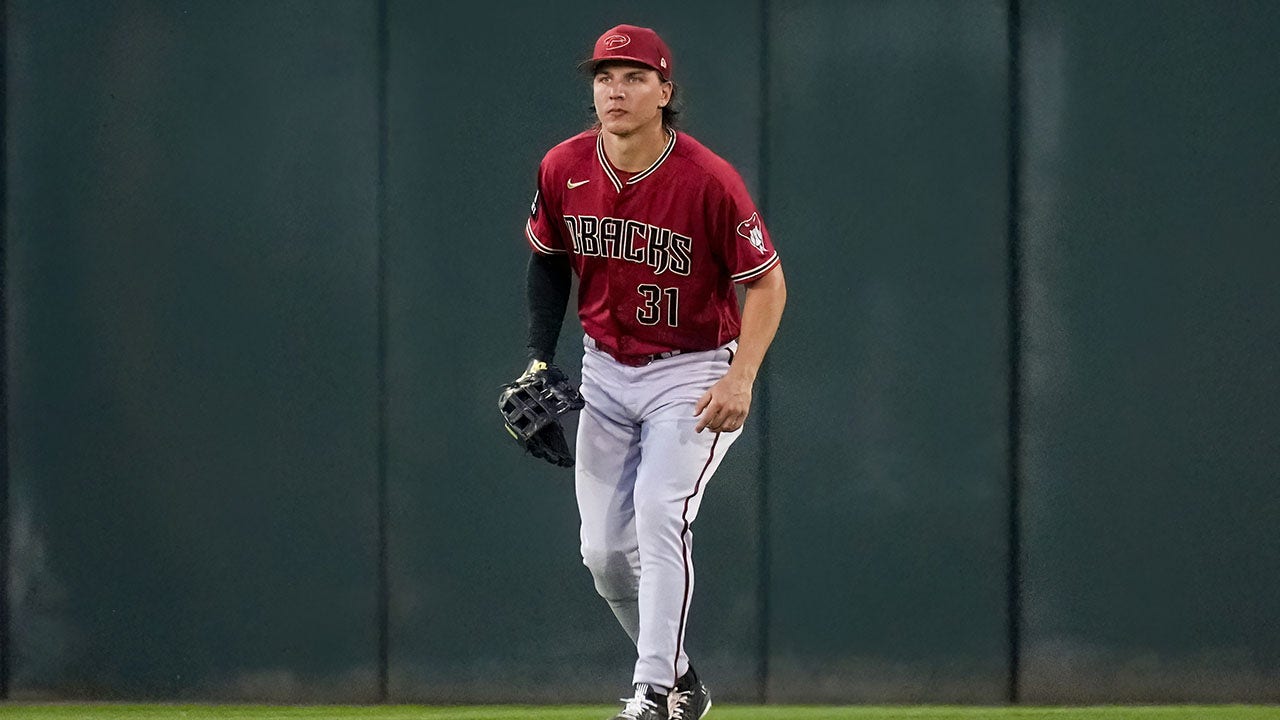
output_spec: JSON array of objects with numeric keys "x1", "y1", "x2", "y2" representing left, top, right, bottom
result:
[
  {"x1": 712, "y1": 171, "x2": 780, "y2": 284},
  {"x1": 524, "y1": 160, "x2": 568, "y2": 255}
]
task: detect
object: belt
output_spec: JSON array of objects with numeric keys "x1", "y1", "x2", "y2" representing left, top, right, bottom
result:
[{"x1": 587, "y1": 336, "x2": 684, "y2": 367}]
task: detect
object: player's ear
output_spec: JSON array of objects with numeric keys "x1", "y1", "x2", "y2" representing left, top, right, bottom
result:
[{"x1": 659, "y1": 80, "x2": 673, "y2": 107}]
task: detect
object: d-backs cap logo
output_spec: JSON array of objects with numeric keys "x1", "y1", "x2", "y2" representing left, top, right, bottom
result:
[
  {"x1": 603, "y1": 34, "x2": 630, "y2": 50},
  {"x1": 736, "y1": 212, "x2": 766, "y2": 254}
]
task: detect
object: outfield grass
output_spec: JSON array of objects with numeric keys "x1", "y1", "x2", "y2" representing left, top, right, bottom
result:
[{"x1": 0, "y1": 705, "x2": 1277, "y2": 720}]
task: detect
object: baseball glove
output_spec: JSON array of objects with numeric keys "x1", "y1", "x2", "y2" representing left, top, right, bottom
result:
[{"x1": 498, "y1": 360, "x2": 585, "y2": 468}]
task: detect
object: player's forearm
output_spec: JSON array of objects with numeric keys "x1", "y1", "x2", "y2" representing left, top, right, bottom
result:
[
  {"x1": 731, "y1": 264, "x2": 787, "y2": 381},
  {"x1": 526, "y1": 252, "x2": 572, "y2": 362}
]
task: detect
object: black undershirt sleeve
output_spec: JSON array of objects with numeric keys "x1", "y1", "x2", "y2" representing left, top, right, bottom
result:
[{"x1": 526, "y1": 252, "x2": 572, "y2": 362}]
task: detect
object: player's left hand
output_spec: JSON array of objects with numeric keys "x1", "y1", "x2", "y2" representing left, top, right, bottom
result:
[
  {"x1": 499, "y1": 360, "x2": 586, "y2": 467},
  {"x1": 694, "y1": 368, "x2": 754, "y2": 433}
]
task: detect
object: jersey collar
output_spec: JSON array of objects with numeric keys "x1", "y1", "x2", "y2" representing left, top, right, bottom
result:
[{"x1": 596, "y1": 130, "x2": 678, "y2": 193}]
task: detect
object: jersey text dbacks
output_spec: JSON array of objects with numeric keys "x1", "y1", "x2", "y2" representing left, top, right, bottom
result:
[{"x1": 564, "y1": 215, "x2": 692, "y2": 276}]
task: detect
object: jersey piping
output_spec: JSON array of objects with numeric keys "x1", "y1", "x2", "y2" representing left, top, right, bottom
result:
[
  {"x1": 596, "y1": 130, "x2": 678, "y2": 193},
  {"x1": 730, "y1": 253, "x2": 780, "y2": 284},
  {"x1": 525, "y1": 217, "x2": 565, "y2": 255}
]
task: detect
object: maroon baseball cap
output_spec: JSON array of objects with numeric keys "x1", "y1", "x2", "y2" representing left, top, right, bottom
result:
[{"x1": 584, "y1": 24, "x2": 673, "y2": 80}]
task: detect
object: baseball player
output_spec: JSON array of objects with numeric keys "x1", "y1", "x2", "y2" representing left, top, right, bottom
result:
[{"x1": 518, "y1": 24, "x2": 786, "y2": 720}]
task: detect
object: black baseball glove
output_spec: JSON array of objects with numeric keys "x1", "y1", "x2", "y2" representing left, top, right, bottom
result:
[{"x1": 498, "y1": 360, "x2": 585, "y2": 468}]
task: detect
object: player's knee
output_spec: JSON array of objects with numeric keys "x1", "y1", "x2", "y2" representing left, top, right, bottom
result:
[{"x1": 581, "y1": 548, "x2": 637, "y2": 601}]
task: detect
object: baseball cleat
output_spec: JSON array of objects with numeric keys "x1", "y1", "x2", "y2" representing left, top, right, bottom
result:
[
  {"x1": 611, "y1": 683, "x2": 668, "y2": 720},
  {"x1": 668, "y1": 666, "x2": 711, "y2": 720}
]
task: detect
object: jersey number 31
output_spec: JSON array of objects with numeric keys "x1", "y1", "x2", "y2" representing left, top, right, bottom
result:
[{"x1": 636, "y1": 284, "x2": 679, "y2": 327}]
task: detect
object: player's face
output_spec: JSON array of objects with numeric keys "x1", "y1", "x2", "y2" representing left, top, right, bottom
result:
[{"x1": 593, "y1": 63, "x2": 672, "y2": 137}]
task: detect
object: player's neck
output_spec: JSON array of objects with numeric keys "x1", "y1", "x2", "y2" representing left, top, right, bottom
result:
[{"x1": 600, "y1": 122, "x2": 670, "y2": 172}]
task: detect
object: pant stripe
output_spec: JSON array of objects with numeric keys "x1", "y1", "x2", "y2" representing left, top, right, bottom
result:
[{"x1": 673, "y1": 431, "x2": 720, "y2": 686}]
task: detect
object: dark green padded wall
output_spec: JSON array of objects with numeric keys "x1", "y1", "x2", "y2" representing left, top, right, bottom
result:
[
  {"x1": 1019, "y1": 0, "x2": 1280, "y2": 703},
  {"x1": 8, "y1": 0, "x2": 1280, "y2": 705},
  {"x1": 6, "y1": 0, "x2": 381, "y2": 700},
  {"x1": 763, "y1": 0, "x2": 1011, "y2": 703},
  {"x1": 384, "y1": 1, "x2": 766, "y2": 702}
]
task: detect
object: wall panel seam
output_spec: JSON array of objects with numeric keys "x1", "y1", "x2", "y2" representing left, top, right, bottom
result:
[
  {"x1": 755, "y1": 0, "x2": 772, "y2": 705},
  {"x1": 376, "y1": 0, "x2": 391, "y2": 704},
  {"x1": 1004, "y1": 0, "x2": 1025, "y2": 705}
]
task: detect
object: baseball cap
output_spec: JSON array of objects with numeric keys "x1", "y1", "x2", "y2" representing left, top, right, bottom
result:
[{"x1": 584, "y1": 24, "x2": 673, "y2": 80}]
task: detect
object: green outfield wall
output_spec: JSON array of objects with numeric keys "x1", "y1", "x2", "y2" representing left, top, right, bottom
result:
[
  {"x1": 1018, "y1": 0, "x2": 1280, "y2": 704},
  {"x1": 4, "y1": 0, "x2": 1278, "y2": 705}
]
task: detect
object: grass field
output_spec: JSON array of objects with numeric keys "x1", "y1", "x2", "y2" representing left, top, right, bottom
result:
[{"x1": 1, "y1": 706, "x2": 1277, "y2": 720}]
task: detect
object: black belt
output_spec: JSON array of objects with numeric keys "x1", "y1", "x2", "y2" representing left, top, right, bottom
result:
[{"x1": 588, "y1": 337, "x2": 684, "y2": 367}]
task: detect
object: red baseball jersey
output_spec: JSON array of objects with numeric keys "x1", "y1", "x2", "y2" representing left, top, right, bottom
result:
[{"x1": 524, "y1": 129, "x2": 780, "y2": 360}]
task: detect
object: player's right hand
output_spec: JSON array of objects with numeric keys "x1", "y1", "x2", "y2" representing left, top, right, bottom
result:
[{"x1": 694, "y1": 368, "x2": 753, "y2": 433}]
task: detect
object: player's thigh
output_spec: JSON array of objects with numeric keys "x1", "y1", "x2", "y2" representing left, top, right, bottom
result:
[
  {"x1": 575, "y1": 403, "x2": 644, "y2": 553},
  {"x1": 633, "y1": 417, "x2": 740, "y2": 528}
]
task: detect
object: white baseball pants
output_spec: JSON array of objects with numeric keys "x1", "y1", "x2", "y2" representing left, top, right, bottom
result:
[{"x1": 575, "y1": 335, "x2": 741, "y2": 691}]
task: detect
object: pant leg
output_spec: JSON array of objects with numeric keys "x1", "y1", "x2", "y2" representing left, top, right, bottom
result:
[
  {"x1": 575, "y1": 350, "x2": 644, "y2": 643},
  {"x1": 629, "y1": 347, "x2": 741, "y2": 690}
]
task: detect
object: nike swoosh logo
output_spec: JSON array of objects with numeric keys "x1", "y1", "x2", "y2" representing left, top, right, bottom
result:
[{"x1": 567, "y1": 179, "x2": 591, "y2": 189}]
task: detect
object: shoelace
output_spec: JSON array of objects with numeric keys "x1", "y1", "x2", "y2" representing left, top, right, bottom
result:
[
  {"x1": 617, "y1": 689, "x2": 660, "y2": 719},
  {"x1": 667, "y1": 689, "x2": 690, "y2": 720}
]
